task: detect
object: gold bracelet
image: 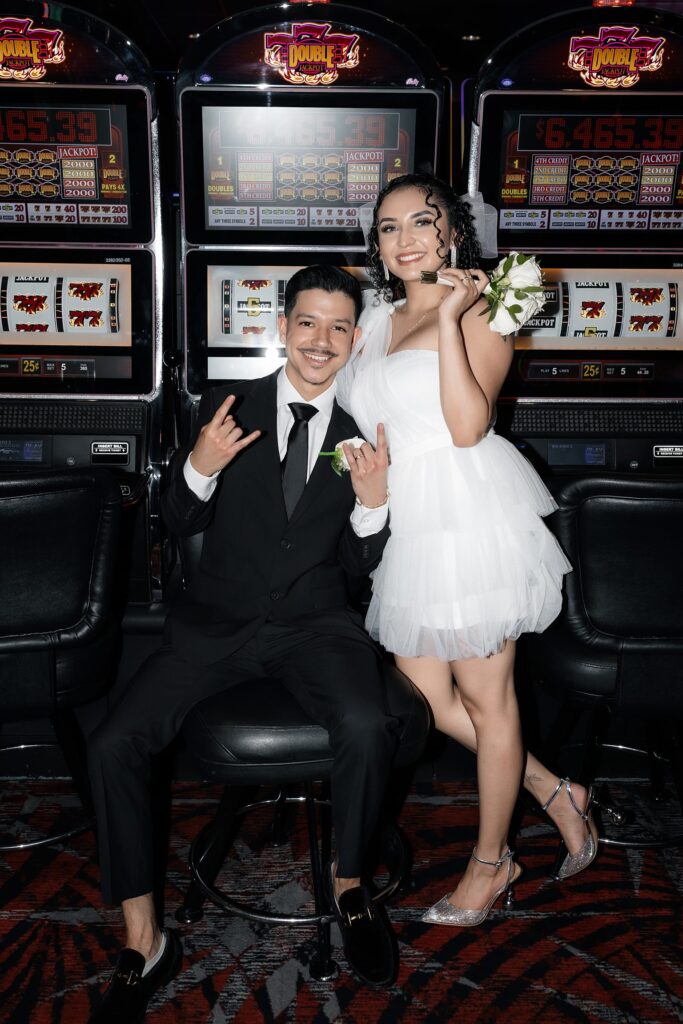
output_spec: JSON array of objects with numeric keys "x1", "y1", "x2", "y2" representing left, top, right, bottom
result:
[{"x1": 355, "y1": 490, "x2": 390, "y2": 509}]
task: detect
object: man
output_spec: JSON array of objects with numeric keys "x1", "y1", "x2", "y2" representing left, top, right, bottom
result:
[{"x1": 87, "y1": 265, "x2": 426, "y2": 1021}]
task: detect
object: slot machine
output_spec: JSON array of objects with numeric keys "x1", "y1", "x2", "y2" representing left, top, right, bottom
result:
[
  {"x1": 469, "y1": 5, "x2": 683, "y2": 477},
  {"x1": 0, "y1": 1, "x2": 164, "y2": 602},
  {"x1": 175, "y1": 2, "x2": 445, "y2": 419}
]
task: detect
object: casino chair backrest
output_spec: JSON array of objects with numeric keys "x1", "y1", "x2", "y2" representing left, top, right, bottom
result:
[
  {"x1": 0, "y1": 469, "x2": 122, "y2": 720},
  {"x1": 523, "y1": 475, "x2": 683, "y2": 716}
]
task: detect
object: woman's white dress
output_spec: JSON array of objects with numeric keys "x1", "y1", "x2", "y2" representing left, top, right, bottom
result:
[{"x1": 337, "y1": 295, "x2": 572, "y2": 662}]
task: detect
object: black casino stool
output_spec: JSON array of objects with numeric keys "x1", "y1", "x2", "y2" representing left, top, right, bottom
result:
[
  {"x1": 0, "y1": 469, "x2": 121, "y2": 851},
  {"x1": 521, "y1": 475, "x2": 683, "y2": 871},
  {"x1": 176, "y1": 666, "x2": 429, "y2": 980}
]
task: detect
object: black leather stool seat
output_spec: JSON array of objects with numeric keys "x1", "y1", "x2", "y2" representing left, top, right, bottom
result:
[
  {"x1": 178, "y1": 663, "x2": 429, "y2": 978},
  {"x1": 182, "y1": 664, "x2": 429, "y2": 785},
  {"x1": 182, "y1": 679, "x2": 335, "y2": 785},
  {"x1": 523, "y1": 619, "x2": 619, "y2": 703}
]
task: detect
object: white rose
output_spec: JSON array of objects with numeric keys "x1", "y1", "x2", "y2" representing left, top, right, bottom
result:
[
  {"x1": 484, "y1": 253, "x2": 545, "y2": 335},
  {"x1": 506, "y1": 252, "x2": 543, "y2": 290},
  {"x1": 333, "y1": 436, "x2": 365, "y2": 472},
  {"x1": 489, "y1": 290, "x2": 545, "y2": 335},
  {"x1": 488, "y1": 304, "x2": 523, "y2": 336}
]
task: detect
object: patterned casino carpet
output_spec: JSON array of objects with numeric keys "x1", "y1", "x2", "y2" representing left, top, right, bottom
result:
[{"x1": 1, "y1": 778, "x2": 682, "y2": 1024}]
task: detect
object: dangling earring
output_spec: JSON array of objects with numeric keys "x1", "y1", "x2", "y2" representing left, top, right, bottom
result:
[
  {"x1": 450, "y1": 243, "x2": 457, "y2": 268},
  {"x1": 383, "y1": 260, "x2": 390, "y2": 281}
]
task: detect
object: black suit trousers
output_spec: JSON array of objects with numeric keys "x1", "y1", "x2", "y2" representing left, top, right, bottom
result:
[{"x1": 89, "y1": 621, "x2": 404, "y2": 905}]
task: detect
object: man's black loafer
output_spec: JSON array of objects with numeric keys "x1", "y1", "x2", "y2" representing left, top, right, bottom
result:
[
  {"x1": 327, "y1": 862, "x2": 398, "y2": 988},
  {"x1": 88, "y1": 928, "x2": 183, "y2": 1023}
]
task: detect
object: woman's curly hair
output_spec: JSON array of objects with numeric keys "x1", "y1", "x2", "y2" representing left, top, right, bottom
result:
[{"x1": 366, "y1": 173, "x2": 482, "y2": 302}]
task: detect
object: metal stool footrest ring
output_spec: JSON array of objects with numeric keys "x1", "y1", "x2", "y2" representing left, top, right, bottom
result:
[
  {"x1": 187, "y1": 790, "x2": 410, "y2": 925},
  {"x1": 0, "y1": 742, "x2": 93, "y2": 852}
]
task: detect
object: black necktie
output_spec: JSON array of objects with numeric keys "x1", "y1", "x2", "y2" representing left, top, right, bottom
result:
[{"x1": 281, "y1": 402, "x2": 318, "y2": 518}]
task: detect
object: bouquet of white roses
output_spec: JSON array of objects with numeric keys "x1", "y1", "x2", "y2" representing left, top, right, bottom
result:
[{"x1": 483, "y1": 251, "x2": 546, "y2": 335}]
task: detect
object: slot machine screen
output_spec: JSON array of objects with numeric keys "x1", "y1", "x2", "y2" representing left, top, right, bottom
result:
[
  {"x1": 185, "y1": 249, "x2": 367, "y2": 392},
  {"x1": 0, "y1": 251, "x2": 154, "y2": 395},
  {"x1": 500, "y1": 258, "x2": 683, "y2": 399},
  {"x1": 181, "y1": 89, "x2": 439, "y2": 246},
  {"x1": 186, "y1": 251, "x2": 294, "y2": 391},
  {"x1": 477, "y1": 93, "x2": 683, "y2": 251},
  {"x1": 0, "y1": 87, "x2": 153, "y2": 243}
]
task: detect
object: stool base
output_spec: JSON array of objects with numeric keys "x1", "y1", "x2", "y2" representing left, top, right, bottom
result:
[{"x1": 178, "y1": 782, "x2": 410, "y2": 980}]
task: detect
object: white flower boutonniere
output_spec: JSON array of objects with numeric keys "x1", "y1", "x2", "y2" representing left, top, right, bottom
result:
[
  {"x1": 483, "y1": 251, "x2": 546, "y2": 335},
  {"x1": 319, "y1": 437, "x2": 365, "y2": 476}
]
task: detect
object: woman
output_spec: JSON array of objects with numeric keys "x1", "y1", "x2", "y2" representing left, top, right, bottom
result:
[{"x1": 337, "y1": 173, "x2": 596, "y2": 926}]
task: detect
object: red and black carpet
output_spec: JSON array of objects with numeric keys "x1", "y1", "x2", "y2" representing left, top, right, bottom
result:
[{"x1": 1, "y1": 779, "x2": 682, "y2": 1023}]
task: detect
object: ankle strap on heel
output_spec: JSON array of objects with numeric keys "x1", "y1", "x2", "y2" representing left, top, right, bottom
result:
[
  {"x1": 542, "y1": 777, "x2": 589, "y2": 821},
  {"x1": 471, "y1": 847, "x2": 514, "y2": 869}
]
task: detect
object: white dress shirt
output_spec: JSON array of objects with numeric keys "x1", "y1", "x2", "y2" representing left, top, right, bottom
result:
[{"x1": 183, "y1": 368, "x2": 388, "y2": 536}]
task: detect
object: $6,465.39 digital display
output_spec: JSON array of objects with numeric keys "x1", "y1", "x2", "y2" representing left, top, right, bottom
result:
[{"x1": 518, "y1": 114, "x2": 683, "y2": 152}]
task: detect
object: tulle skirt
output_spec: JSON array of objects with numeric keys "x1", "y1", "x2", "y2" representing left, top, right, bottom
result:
[{"x1": 366, "y1": 431, "x2": 572, "y2": 661}]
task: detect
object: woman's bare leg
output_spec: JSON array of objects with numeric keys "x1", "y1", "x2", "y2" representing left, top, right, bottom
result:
[
  {"x1": 397, "y1": 645, "x2": 521, "y2": 909},
  {"x1": 396, "y1": 645, "x2": 591, "y2": 904},
  {"x1": 448, "y1": 641, "x2": 523, "y2": 907}
]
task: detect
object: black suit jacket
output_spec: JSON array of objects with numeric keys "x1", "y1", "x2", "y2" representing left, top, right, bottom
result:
[{"x1": 162, "y1": 370, "x2": 390, "y2": 665}]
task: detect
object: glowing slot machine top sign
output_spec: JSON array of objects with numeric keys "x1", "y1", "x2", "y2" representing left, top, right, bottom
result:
[
  {"x1": 263, "y1": 23, "x2": 360, "y2": 85},
  {"x1": 0, "y1": 17, "x2": 65, "y2": 81},
  {"x1": 568, "y1": 25, "x2": 665, "y2": 88}
]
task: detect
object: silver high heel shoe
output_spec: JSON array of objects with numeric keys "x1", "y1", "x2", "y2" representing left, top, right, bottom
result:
[
  {"x1": 542, "y1": 777, "x2": 599, "y2": 880},
  {"x1": 421, "y1": 847, "x2": 519, "y2": 927}
]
